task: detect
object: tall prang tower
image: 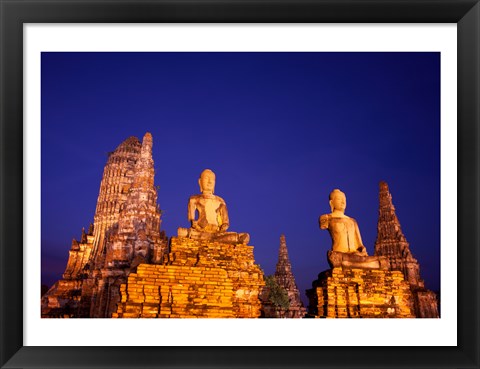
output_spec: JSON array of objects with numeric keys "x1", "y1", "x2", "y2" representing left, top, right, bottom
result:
[
  {"x1": 374, "y1": 181, "x2": 439, "y2": 318},
  {"x1": 262, "y1": 234, "x2": 306, "y2": 318},
  {"x1": 61, "y1": 137, "x2": 142, "y2": 282},
  {"x1": 42, "y1": 133, "x2": 168, "y2": 318},
  {"x1": 90, "y1": 136, "x2": 143, "y2": 268},
  {"x1": 103, "y1": 133, "x2": 164, "y2": 269}
]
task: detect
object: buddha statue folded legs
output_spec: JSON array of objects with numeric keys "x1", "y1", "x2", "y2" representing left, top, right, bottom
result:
[
  {"x1": 327, "y1": 250, "x2": 389, "y2": 269},
  {"x1": 177, "y1": 227, "x2": 249, "y2": 244}
]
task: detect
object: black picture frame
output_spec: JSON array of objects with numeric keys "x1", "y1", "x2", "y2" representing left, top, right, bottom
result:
[{"x1": 1, "y1": 1, "x2": 479, "y2": 368}]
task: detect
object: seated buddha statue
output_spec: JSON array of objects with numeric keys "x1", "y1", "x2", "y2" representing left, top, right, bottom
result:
[
  {"x1": 177, "y1": 169, "x2": 250, "y2": 245},
  {"x1": 320, "y1": 189, "x2": 388, "y2": 269}
]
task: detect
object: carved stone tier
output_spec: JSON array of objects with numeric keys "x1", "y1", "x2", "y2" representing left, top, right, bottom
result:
[
  {"x1": 306, "y1": 267, "x2": 415, "y2": 318},
  {"x1": 113, "y1": 237, "x2": 264, "y2": 318},
  {"x1": 62, "y1": 227, "x2": 94, "y2": 280}
]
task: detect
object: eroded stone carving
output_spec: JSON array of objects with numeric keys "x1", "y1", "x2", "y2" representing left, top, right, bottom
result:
[{"x1": 178, "y1": 169, "x2": 249, "y2": 244}]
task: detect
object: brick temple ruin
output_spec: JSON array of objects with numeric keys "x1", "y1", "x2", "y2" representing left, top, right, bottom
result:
[
  {"x1": 42, "y1": 133, "x2": 265, "y2": 318},
  {"x1": 42, "y1": 133, "x2": 169, "y2": 317},
  {"x1": 42, "y1": 133, "x2": 439, "y2": 319},
  {"x1": 306, "y1": 183, "x2": 439, "y2": 318}
]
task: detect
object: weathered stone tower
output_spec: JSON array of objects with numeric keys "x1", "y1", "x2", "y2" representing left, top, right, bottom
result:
[
  {"x1": 90, "y1": 136, "x2": 143, "y2": 268},
  {"x1": 374, "y1": 181, "x2": 439, "y2": 318},
  {"x1": 271, "y1": 235, "x2": 306, "y2": 318},
  {"x1": 42, "y1": 133, "x2": 168, "y2": 318}
]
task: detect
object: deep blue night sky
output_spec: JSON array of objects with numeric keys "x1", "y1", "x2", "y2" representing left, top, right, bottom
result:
[{"x1": 41, "y1": 52, "x2": 440, "y2": 305}]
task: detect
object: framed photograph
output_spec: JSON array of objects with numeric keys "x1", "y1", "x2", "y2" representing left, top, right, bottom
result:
[{"x1": 1, "y1": 1, "x2": 479, "y2": 368}]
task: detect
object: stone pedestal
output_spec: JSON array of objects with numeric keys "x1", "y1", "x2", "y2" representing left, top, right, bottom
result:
[
  {"x1": 306, "y1": 267, "x2": 415, "y2": 318},
  {"x1": 113, "y1": 237, "x2": 264, "y2": 318}
]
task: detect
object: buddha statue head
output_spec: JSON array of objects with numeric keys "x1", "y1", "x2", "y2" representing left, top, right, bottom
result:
[
  {"x1": 198, "y1": 169, "x2": 216, "y2": 195},
  {"x1": 329, "y1": 189, "x2": 347, "y2": 214}
]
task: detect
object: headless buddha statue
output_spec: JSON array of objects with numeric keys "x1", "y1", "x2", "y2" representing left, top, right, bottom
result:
[
  {"x1": 320, "y1": 189, "x2": 388, "y2": 269},
  {"x1": 177, "y1": 169, "x2": 250, "y2": 245}
]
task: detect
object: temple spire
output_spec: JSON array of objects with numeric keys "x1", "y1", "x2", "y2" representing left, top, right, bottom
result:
[
  {"x1": 114, "y1": 132, "x2": 161, "y2": 247},
  {"x1": 273, "y1": 234, "x2": 306, "y2": 318},
  {"x1": 374, "y1": 181, "x2": 415, "y2": 264},
  {"x1": 373, "y1": 181, "x2": 439, "y2": 317},
  {"x1": 275, "y1": 234, "x2": 292, "y2": 276},
  {"x1": 375, "y1": 181, "x2": 408, "y2": 247}
]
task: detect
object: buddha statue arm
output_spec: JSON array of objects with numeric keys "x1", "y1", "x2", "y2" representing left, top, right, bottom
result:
[
  {"x1": 217, "y1": 200, "x2": 229, "y2": 232},
  {"x1": 319, "y1": 214, "x2": 330, "y2": 230},
  {"x1": 354, "y1": 220, "x2": 367, "y2": 254},
  {"x1": 188, "y1": 197, "x2": 201, "y2": 230}
]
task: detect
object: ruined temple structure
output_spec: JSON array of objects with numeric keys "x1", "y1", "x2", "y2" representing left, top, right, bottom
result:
[
  {"x1": 42, "y1": 133, "x2": 168, "y2": 318},
  {"x1": 307, "y1": 188, "x2": 416, "y2": 318},
  {"x1": 307, "y1": 185, "x2": 439, "y2": 319},
  {"x1": 261, "y1": 235, "x2": 306, "y2": 318},
  {"x1": 113, "y1": 168, "x2": 264, "y2": 318},
  {"x1": 42, "y1": 159, "x2": 264, "y2": 318},
  {"x1": 374, "y1": 181, "x2": 439, "y2": 318}
]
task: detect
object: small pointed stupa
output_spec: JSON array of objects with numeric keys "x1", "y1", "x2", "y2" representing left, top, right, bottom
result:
[{"x1": 273, "y1": 235, "x2": 306, "y2": 318}]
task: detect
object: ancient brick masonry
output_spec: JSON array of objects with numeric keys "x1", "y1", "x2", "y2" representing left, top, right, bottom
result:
[
  {"x1": 42, "y1": 133, "x2": 168, "y2": 318},
  {"x1": 374, "y1": 181, "x2": 439, "y2": 318},
  {"x1": 114, "y1": 237, "x2": 264, "y2": 318},
  {"x1": 307, "y1": 268, "x2": 415, "y2": 318},
  {"x1": 306, "y1": 186, "x2": 427, "y2": 319},
  {"x1": 42, "y1": 134, "x2": 264, "y2": 319},
  {"x1": 261, "y1": 235, "x2": 306, "y2": 318}
]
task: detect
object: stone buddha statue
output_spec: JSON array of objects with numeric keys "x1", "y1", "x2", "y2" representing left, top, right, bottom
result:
[
  {"x1": 320, "y1": 189, "x2": 388, "y2": 269},
  {"x1": 320, "y1": 189, "x2": 368, "y2": 255},
  {"x1": 177, "y1": 169, "x2": 250, "y2": 244}
]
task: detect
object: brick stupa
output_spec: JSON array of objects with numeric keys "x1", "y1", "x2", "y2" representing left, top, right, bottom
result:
[
  {"x1": 261, "y1": 235, "x2": 306, "y2": 318},
  {"x1": 374, "y1": 181, "x2": 439, "y2": 318}
]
